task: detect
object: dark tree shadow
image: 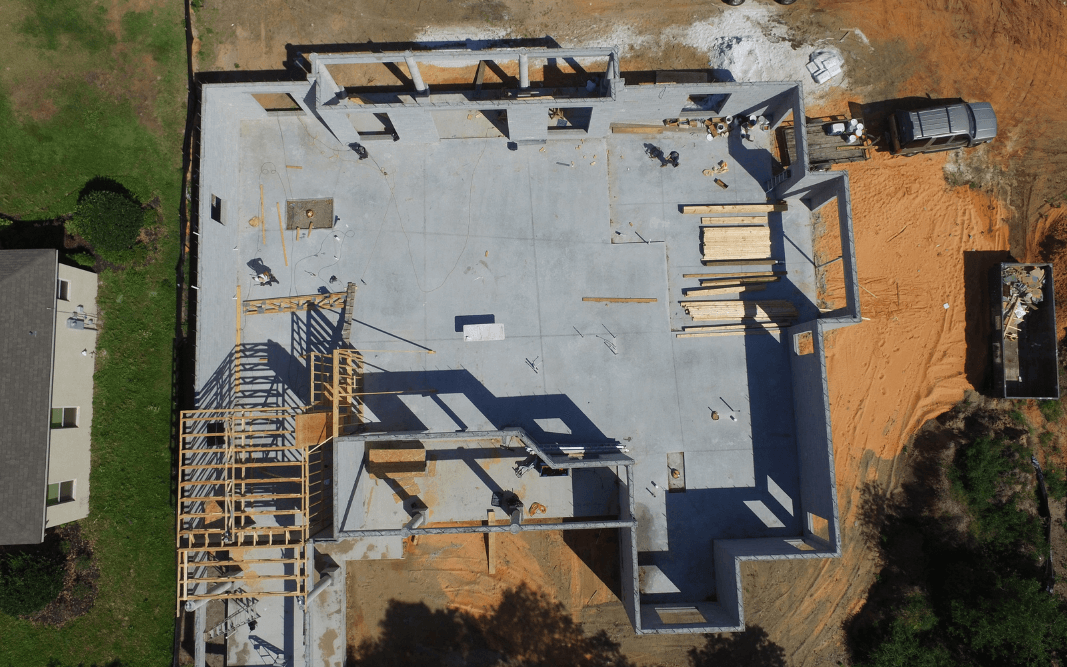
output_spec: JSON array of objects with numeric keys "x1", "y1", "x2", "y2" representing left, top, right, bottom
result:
[
  {"x1": 349, "y1": 583, "x2": 635, "y2": 667},
  {"x1": 76, "y1": 176, "x2": 137, "y2": 204},
  {"x1": 688, "y1": 626, "x2": 787, "y2": 667},
  {"x1": 845, "y1": 403, "x2": 1045, "y2": 665}
]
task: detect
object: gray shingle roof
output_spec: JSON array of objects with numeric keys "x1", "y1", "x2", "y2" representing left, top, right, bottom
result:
[{"x1": 0, "y1": 249, "x2": 57, "y2": 545}]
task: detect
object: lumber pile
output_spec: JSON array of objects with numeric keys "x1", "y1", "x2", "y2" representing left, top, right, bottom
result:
[
  {"x1": 701, "y1": 224, "x2": 772, "y2": 262},
  {"x1": 682, "y1": 299, "x2": 797, "y2": 321}
]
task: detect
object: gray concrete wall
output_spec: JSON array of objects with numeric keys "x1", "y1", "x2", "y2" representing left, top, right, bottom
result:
[
  {"x1": 619, "y1": 466, "x2": 640, "y2": 632},
  {"x1": 785, "y1": 319, "x2": 842, "y2": 552},
  {"x1": 783, "y1": 172, "x2": 862, "y2": 326}
]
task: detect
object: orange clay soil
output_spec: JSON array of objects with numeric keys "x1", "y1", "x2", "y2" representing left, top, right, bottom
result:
[{"x1": 738, "y1": 150, "x2": 1011, "y2": 664}]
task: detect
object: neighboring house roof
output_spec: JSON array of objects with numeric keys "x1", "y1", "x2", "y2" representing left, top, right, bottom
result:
[{"x1": 0, "y1": 249, "x2": 57, "y2": 545}]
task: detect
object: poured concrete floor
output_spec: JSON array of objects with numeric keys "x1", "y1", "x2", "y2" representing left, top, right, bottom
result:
[{"x1": 196, "y1": 115, "x2": 819, "y2": 619}]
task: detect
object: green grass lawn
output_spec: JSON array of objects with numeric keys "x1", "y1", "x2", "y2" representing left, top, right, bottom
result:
[{"x1": 0, "y1": 0, "x2": 187, "y2": 664}]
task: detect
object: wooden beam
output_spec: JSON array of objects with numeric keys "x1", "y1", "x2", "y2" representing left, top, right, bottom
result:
[
  {"x1": 683, "y1": 284, "x2": 767, "y2": 296},
  {"x1": 243, "y1": 291, "x2": 347, "y2": 315},
  {"x1": 582, "y1": 297, "x2": 658, "y2": 303},
  {"x1": 260, "y1": 184, "x2": 266, "y2": 244},
  {"x1": 684, "y1": 271, "x2": 786, "y2": 279},
  {"x1": 683, "y1": 203, "x2": 787, "y2": 214},
  {"x1": 700, "y1": 216, "x2": 768, "y2": 225},
  {"x1": 235, "y1": 283, "x2": 241, "y2": 394},
  {"x1": 701, "y1": 258, "x2": 780, "y2": 266},
  {"x1": 277, "y1": 202, "x2": 288, "y2": 266}
]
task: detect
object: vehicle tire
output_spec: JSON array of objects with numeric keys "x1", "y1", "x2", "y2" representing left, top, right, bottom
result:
[
  {"x1": 723, "y1": 0, "x2": 745, "y2": 5},
  {"x1": 775, "y1": 0, "x2": 797, "y2": 4}
]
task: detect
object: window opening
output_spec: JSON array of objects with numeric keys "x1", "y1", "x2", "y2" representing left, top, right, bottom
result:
[{"x1": 50, "y1": 407, "x2": 78, "y2": 429}]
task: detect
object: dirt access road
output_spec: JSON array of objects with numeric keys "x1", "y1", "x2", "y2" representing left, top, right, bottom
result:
[{"x1": 190, "y1": 0, "x2": 1067, "y2": 664}]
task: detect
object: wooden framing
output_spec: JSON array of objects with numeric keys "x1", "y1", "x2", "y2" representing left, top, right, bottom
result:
[
  {"x1": 176, "y1": 408, "x2": 309, "y2": 614},
  {"x1": 243, "y1": 291, "x2": 347, "y2": 316}
]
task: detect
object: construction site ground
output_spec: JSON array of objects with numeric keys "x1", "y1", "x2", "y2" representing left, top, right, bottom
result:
[{"x1": 191, "y1": 1, "x2": 1067, "y2": 664}]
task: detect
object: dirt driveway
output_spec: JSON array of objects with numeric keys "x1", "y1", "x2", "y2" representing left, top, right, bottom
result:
[{"x1": 190, "y1": 1, "x2": 1067, "y2": 664}]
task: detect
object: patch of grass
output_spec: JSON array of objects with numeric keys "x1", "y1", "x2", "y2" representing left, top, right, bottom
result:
[
  {"x1": 0, "y1": 85, "x2": 179, "y2": 217},
  {"x1": 1039, "y1": 399, "x2": 1063, "y2": 424},
  {"x1": 122, "y1": 10, "x2": 186, "y2": 67},
  {"x1": 0, "y1": 0, "x2": 184, "y2": 663},
  {"x1": 17, "y1": 0, "x2": 115, "y2": 52},
  {"x1": 1009, "y1": 409, "x2": 1028, "y2": 427}
]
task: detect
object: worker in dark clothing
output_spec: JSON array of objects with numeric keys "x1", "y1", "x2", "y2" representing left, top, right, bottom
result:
[{"x1": 666, "y1": 151, "x2": 680, "y2": 168}]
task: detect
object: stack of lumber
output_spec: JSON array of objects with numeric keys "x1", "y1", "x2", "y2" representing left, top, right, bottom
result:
[
  {"x1": 682, "y1": 271, "x2": 782, "y2": 297},
  {"x1": 682, "y1": 299, "x2": 797, "y2": 321},
  {"x1": 701, "y1": 223, "x2": 771, "y2": 263},
  {"x1": 678, "y1": 299, "x2": 797, "y2": 338}
]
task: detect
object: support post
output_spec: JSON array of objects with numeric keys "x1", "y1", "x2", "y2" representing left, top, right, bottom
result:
[
  {"x1": 404, "y1": 53, "x2": 427, "y2": 93},
  {"x1": 194, "y1": 606, "x2": 206, "y2": 667},
  {"x1": 519, "y1": 52, "x2": 530, "y2": 89}
]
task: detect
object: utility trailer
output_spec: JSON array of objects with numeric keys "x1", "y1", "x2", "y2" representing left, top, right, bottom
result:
[
  {"x1": 775, "y1": 114, "x2": 872, "y2": 172},
  {"x1": 990, "y1": 263, "x2": 1060, "y2": 400}
]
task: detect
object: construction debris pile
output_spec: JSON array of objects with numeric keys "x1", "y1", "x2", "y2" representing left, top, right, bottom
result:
[{"x1": 1001, "y1": 265, "x2": 1046, "y2": 341}]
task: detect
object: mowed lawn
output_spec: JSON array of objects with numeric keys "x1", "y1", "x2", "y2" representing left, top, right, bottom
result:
[{"x1": 0, "y1": 0, "x2": 187, "y2": 664}]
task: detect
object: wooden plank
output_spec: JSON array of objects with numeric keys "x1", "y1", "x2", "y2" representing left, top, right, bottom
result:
[
  {"x1": 235, "y1": 283, "x2": 241, "y2": 394},
  {"x1": 676, "y1": 329, "x2": 780, "y2": 338},
  {"x1": 683, "y1": 203, "x2": 787, "y2": 214},
  {"x1": 260, "y1": 184, "x2": 266, "y2": 244},
  {"x1": 582, "y1": 297, "x2": 658, "y2": 303},
  {"x1": 701, "y1": 258, "x2": 780, "y2": 266},
  {"x1": 683, "y1": 271, "x2": 786, "y2": 279},
  {"x1": 277, "y1": 202, "x2": 288, "y2": 266},
  {"x1": 683, "y1": 284, "x2": 767, "y2": 296},
  {"x1": 701, "y1": 216, "x2": 768, "y2": 226},
  {"x1": 610, "y1": 124, "x2": 666, "y2": 134},
  {"x1": 699, "y1": 276, "x2": 779, "y2": 284}
]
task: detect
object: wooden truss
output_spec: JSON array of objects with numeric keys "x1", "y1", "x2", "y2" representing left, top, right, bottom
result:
[
  {"x1": 309, "y1": 348, "x2": 366, "y2": 439},
  {"x1": 176, "y1": 408, "x2": 309, "y2": 613},
  {"x1": 242, "y1": 291, "x2": 347, "y2": 316}
]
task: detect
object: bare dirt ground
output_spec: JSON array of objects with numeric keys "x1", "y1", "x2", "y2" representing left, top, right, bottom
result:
[{"x1": 191, "y1": 0, "x2": 1067, "y2": 664}]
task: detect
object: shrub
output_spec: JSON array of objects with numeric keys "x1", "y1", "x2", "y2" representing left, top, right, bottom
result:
[
  {"x1": 66, "y1": 189, "x2": 144, "y2": 263},
  {"x1": 1045, "y1": 467, "x2": 1067, "y2": 501},
  {"x1": 70, "y1": 252, "x2": 96, "y2": 269},
  {"x1": 1009, "y1": 409, "x2": 1028, "y2": 427},
  {"x1": 951, "y1": 437, "x2": 1043, "y2": 549},
  {"x1": 1039, "y1": 399, "x2": 1064, "y2": 424},
  {"x1": 0, "y1": 551, "x2": 65, "y2": 616},
  {"x1": 950, "y1": 576, "x2": 1067, "y2": 667},
  {"x1": 856, "y1": 594, "x2": 954, "y2": 667}
]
